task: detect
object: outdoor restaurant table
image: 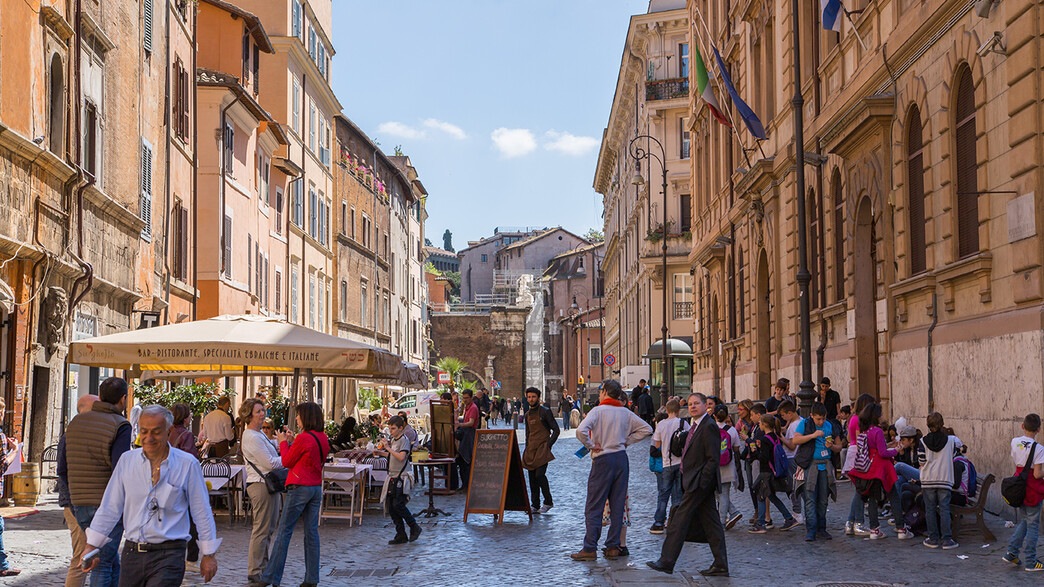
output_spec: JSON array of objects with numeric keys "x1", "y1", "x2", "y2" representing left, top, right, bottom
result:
[
  {"x1": 414, "y1": 458, "x2": 455, "y2": 517},
  {"x1": 322, "y1": 461, "x2": 371, "y2": 525},
  {"x1": 204, "y1": 464, "x2": 246, "y2": 521}
]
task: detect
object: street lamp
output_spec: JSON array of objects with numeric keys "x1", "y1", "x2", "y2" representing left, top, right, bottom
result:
[
  {"x1": 790, "y1": 0, "x2": 815, "y2": 417},
  {"x1": 629, "y1": 134, "x2": 670, "y2": 408},
  {"x1": 570, "y1": 292, "x2": 588, "y2": 401}
]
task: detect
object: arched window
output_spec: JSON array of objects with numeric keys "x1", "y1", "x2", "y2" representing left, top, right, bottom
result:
[
  {"x1": 48, "y1": 54, "x2": 64, "y2": 154},
  {"x1": 808, "y1": 188, "x2": 819, "y2": 309},
  {"x1": 954, "y1": 66, "x2": 979, "y2": 258},
  {"x1": 738, "y1": 247, "x2": 745, "y2": 334},
  {"x1": 907, "y1": 105, "x2": 927, "y2": 274},
  {"x1": 727, "y1": 255, "x2": 736, "y2": 339},
  {"x1": 832, "y1": 169, "x2": 845, "y2": 302}
]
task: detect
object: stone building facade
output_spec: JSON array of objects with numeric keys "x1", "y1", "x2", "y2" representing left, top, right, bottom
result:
[
  {"x1": 683, "y1": 0, "x2": 1044, "y2": 494},
  {"x1": 595, "y1": 0, "x2": 695, "y2": 395},
  {"x1": 544, "y1": 243, "x2": 606, "y2": 400},
  {"x1": 458, "y1": 228, "x2": 541, "y2": 303},
  {"x1": 429, "y1": 307, "x2": 529, "y2": 398}
]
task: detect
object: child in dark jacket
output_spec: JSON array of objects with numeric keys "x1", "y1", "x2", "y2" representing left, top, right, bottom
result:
[{"x1": 748, "y1": 414, "x2": 798, "y2": 534}]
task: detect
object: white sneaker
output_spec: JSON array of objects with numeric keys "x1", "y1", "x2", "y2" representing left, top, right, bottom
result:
[
  {"x1": 538, "y1": 504, "x2": 553, "y2": 514},
  {"x1": 896, "y1": 528, "x2": 914, "y2": 540},
  {"x1": 853, "y1": 523, "x2": 871, "y2": 536},
  {"x1": 844, "y1": 522, "x2": 855, "y2": 535},
  {"x1": 794, "y1": 513, "x2": 804, "y2": 524},
  {"x1": 869, "y1": 528, "x2": 886, "y2": 540}
]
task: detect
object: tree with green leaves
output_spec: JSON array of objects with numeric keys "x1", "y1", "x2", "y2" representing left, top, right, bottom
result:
[{"x1": 584, "y1": 228, "x2": 605, "y2": 242}]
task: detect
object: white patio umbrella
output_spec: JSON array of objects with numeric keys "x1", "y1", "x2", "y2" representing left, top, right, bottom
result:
[{"x1": 68, "y1": 314, "x2": 401, "y2": 378}]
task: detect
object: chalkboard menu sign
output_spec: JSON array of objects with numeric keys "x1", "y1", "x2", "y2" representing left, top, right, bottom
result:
[
  {"x1": 429, "y1": 400, "x2": 455, "y2": 459},
  {"x1": 463, "y1": 430, "x2": 532, "y2": 524}
]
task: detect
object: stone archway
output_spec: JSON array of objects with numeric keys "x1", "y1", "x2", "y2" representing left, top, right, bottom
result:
[
  {"x1": 756, "y1": 250, "x2": 771, "y2": 399},
  {"x1": 461, "y1": 367, "x2": 490, "y2": 391},
  {"x1": 853, "y1": 196, "x2": 879, "y2": 399}
]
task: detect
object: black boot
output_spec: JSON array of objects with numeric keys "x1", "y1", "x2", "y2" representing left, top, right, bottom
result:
[
  {"x1": 389, "y1": 533, "x2": 409, "y2": 545},
  {"x1": 409, "y1": 524, "x2": 423, "y2": 542}
]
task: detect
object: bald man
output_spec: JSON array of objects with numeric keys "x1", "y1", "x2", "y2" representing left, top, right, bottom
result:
[{"x1": 57, "y1": 395, "x2": 98, "y2": 587}]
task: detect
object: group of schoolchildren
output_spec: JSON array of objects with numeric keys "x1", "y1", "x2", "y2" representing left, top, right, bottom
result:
[{"x1": 649, "y1": 377, "x2": 1044, "y2": 572}]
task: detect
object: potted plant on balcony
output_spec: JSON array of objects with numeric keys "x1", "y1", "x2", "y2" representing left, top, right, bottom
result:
[{"x1": 646, "y1": 220, "x2": 674, "y2": 243}]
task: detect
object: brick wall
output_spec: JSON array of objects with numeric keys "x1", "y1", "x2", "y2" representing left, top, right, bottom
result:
[{"x1": 430, "y1": 307, "x2": 528, "y2": 397}]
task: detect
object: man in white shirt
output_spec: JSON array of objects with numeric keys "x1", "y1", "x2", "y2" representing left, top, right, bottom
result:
[
  {"x1": 650, "y1": 399, "x2": 688, "y2": 534},
  {"x1": 201, "y1": 397, "x2": 235, "y2": 458},
  {"x1": 571, "y1": 380, "x2": 652, "y2": 561},
  {"x1": 84, "y1": 405, "x2": 220, "y2": 585}
]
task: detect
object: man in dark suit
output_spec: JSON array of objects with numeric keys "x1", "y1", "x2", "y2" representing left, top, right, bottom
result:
[{"x1": 647, "y1": 392, "x2": 728, "y2": 577}]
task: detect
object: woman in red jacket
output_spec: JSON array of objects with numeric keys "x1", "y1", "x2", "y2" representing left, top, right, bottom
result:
[
  {"x1": 847, "y1": 403, "x2": 912, "y2": 541},
  {"x1": 258, "y1": 402, "x2": 330, "y2": 587}
]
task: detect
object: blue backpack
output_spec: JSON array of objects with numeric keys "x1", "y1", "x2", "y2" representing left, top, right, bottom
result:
[
  {"x1": 767, "y1": 435, "x2": 789, "y2": 478},
  {"x1": 954, "y1": 456, "x2": 977, "y2": 497}
]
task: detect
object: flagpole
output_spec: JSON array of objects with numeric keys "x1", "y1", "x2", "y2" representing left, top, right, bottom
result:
[
  {"x1": 843, "y1": 9, "x2": 869, "y2": 52},
  {"x1": 691, "y1": 11, "x2": 771, "y2": 164}
]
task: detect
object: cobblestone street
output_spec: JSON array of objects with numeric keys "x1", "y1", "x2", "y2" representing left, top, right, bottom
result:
[{"x1": 4, "y1": 430, "x2": 1041, "y2": 587}]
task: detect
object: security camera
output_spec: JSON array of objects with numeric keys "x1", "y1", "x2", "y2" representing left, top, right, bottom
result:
[{"x1": 977, "y1": 32, "x2": 1006, "y2": 57}]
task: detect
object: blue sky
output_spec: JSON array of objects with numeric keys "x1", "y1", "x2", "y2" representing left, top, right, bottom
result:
[{"x1": 331, "y1": 0, "x2": 649, "y2": 250}]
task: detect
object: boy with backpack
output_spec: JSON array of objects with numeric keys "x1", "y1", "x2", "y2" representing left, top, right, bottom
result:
[
  {"x1": 1002, "y1": 413, "x2": 1044, "y2": 571},
  {"x1": 792, "y1": 403, "x2": 840, "y2": 541},
  {"x1": 649, "y1": 399, "x2": 688, "y2": 534},
  {"x1": 714, "y1": 405, "x2": 743, "y2": 530},
  {"x1": 916, "y1": 412, "x2": 962, "y2": 550},
  {"x1": 779, "y1": 401, "x2": 804, "y2": 521}
]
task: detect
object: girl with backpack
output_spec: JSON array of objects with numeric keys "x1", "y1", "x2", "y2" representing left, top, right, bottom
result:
[
  {"x1": 843, "y1": 394, "x2": 877, "y2": 535},
  {"x1": 714, "y1": 405, "x2": 744, "y2": 530},
  {"x1": 748, "y1": 413, "x2": 799, "y2": 534},
  {"x1": 846, "y1": 403, "x2": 913, "y2": 540},
  {"x1": 736, "y1": 400, "x2": 759, "y2": 520}
]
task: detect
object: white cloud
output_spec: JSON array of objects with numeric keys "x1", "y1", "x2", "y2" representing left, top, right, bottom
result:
[
  {"x1": 543, "y1": 130, "x2": 599, "y2": 156},
  {"x1": 377, "y1": 121, "x2": 425, "y2": 140},
  {"x1": 423, "y1": 118, "x2": 467, "y2": 140},
  {"x1": 491, "y1": 128, "x2": 537, "y2": 158}
]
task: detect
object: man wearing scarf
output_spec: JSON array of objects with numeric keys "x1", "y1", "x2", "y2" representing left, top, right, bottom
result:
[{"x1": 571, "y1": 380, "x2": 652, "y2": 560}]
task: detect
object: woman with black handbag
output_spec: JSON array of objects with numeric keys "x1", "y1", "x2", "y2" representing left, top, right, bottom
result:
[{"x1": 240, "y1": 398, "x2": 286, "y2": 586}]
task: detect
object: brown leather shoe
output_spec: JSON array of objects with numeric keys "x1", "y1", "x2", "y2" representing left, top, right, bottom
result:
[
  {"x1": 570, "y1": 549, "x2": 597, "y2": 561},
  {"x1": 603, "y1": 546, "x2": 622, "y2": 559}
]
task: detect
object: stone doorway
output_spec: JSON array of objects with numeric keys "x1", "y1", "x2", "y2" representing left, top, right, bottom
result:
[
  {"x1": 853, "y1": 196, "x2": 879, "y2": 400},
  {"x1": 756, "y1": 250, "x2": 771, "y2": 399}
]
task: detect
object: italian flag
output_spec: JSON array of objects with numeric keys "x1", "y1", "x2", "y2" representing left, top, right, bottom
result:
[{"x1": 694, "y1": 44, "x2": 731, "y2": 128}]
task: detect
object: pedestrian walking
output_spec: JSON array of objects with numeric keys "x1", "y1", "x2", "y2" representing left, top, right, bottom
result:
[
  {"x1": 629, "y1": 379, "x2": 647, "y2": 412},
  {"x1": 735, "y1": 399, "x2": 758, "y2": 519},
  {"x1": 714, "y1": 405, "x2": 744, "y2": 531},
  {"x1": 0, "y1": 397, "x2": 21, "y2": 578},
  {"x1": 843, "y1": 393, "x2": 878, "y2": 536},
  {"x1": 455, "y1": 390, "x2": 480, "y2": 490},
  {"x1": 201, "y1": 396, "x2": 236, "y2": 458},
  {"x1": 239, "y1": 398, "x2": 284, "y2": 586},
  {"x1": 571, "y1": 379, "x2": 652, "y2": 560},
  {"x1": 917, "y1": 412, "x2": 962, "y2": 550},
  {"x1": 792, "y1": 402, "x2": 840, "y2": 541},
  {"x1": 1002, "y1": 413, "x2": 1044, "y2": 571},
  {"x1": 846, "y1": 403, "x2": 913, "y2": 541},
  {"x1": 522, "y1": 387, "x2": 560, "y2": 514},
  {"x1": 82, "y1": 405, "x2": 219, "y2": 585},
  {"x1": 260, "y1": 402, "x2": 330, "y2": 587},
  {"x1": 748, "y1": 412, "x2": 799, "y2": 534},
  {"x1": 637, "y1": 386, "x2": 655, "y2": 426},
  {"x1": 560, "y1": 393, "x2": 571, "y2": 431},
  {"x1": 60, "y1": 376, "x2": 133, "y2": 587},
  {"x1": 647, "y1": 393, "x2": 729, "y2": 577},
  {"x1": 56, "y1": 393, "x2": 98, "y2": 587},
  {"x1": 779, "y1": 401, "x2": 804, "y2": 520},
  {"x1": 649, "y1": 399, "x2": 688, "y2": 534},
  {"x1": 378, "y1": 415, "x2": 422, "y2": 545}
]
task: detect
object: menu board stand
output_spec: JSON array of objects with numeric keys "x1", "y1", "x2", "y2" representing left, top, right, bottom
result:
[{"x1": 463, "y1": 429, "x2": 532, "y2": 524}]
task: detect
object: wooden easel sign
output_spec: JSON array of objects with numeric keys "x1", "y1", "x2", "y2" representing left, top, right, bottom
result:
[{"x1": 463, "y1": 429, "x2": 532, "y2": 524}]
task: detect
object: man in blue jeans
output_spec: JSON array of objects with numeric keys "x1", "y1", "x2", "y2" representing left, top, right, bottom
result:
[
  {"x1": 59, "y1": 377, "x2": 132, "y2": 587},
  {"x1": 793, "y1": 403, "x2": 840, "y2": 541},
  {"x1": 571, "y1": 380, "x2": 652, "y2": 560},
  {"x1": 649, "y1": 399, "x2": 688, "y2": 534}
]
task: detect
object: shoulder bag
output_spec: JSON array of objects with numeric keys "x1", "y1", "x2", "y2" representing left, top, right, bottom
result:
[{"x1": 1001, "y1": 442, "x2": 1038, "y2": 508}]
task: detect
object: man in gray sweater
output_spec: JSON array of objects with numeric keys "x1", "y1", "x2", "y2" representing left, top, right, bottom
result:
[{"x1": 571, "y1": 379, "x2": 652, "y2": 561}]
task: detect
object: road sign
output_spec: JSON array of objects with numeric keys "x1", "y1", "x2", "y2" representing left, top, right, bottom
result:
[
  {"x1": 437, "y1": 371, "x2": 451, "y2": 384},
  {"x1": 603, "y1": 354, "x2": 616, "y2": 366},
  {"x1": 491, "y1": 380, "x2": 501, "y2": 390}
]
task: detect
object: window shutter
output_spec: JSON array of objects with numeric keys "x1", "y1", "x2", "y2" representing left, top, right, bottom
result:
[
  {"x1": 140, "y1": 140, "x2": 152, "y2": 239},
  {"x1": 833, "y1": 172, "x2": 845, "y2": 302},
  {"x1": 143, "y1": 0, "x2": 154, "y2": 53},
  {"x1": 955, "y1": 69, "x2": 979, "y2": 258},
  {"x1": 907, "y1": 107, "x2": 927, "y2": 274},
  {"x1": 178, "y1": 204, "x2": 189, "y2": 279},
  {"x1": 181, "y1": 67, "x2": 190, "y2": 138},
  {"x1": 253, "y1": 45, "x2": 260, "y2": 95},
  {"x1": 222, "y1": 215, "x2": 232, "y2": 277},
  {"x1": 275, "y1": 271, "x2": 282, "y2": 313},
  {"x1": 247, "y1": 234, "x2": 252, "y2": 293}
]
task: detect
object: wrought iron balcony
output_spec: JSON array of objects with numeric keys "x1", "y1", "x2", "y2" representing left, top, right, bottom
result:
[
  {"x1": 646, "y1": 78, "x2": 689, "y2": 101},
  {"x1": 673, "y1": 301, "x2": 693, "y2": 320}
]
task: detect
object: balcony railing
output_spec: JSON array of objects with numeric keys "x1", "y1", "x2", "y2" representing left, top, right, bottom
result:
[
  {"x1": 673, "y1": 301, "x2": 693, "y2": 320},
  {"x1": 646, "y1": 78, "x2": 689, "y2": 101}
]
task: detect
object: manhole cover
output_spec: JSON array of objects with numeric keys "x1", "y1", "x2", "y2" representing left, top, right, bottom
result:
[{"x1": 328, "y1": 568, "x2": 399, "y2": 578}]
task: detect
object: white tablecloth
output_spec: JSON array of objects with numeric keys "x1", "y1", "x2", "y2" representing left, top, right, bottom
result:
[
  {"x1": 205, "y1": 465, "x2": 245, "y2": 490},
  {"x1": 325, "y1": 462, "x2": 372, "y2": 492}
]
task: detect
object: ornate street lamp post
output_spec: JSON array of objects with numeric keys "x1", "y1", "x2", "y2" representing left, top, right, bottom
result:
[{"x1": 629, "y1": 135, "x2": 671, "y2": 408}]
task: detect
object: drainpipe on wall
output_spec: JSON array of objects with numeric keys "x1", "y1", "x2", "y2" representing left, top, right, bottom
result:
[
  {"x1": 191, "y1": 6, "x2": 198, "y2": 320},
  {"x1": 161, "y1": 4, "x2": 173, "y2": 323},
  {"x1": 927, "y1": 291, "x2": 937, "y2": 412}
]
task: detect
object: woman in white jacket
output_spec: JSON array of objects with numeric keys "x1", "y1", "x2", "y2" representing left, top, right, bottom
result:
[{"x1": 239, "y1": 398, "x2": 285, "y2": 585}]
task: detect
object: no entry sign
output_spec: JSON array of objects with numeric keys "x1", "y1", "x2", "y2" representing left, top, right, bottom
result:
[{"x1": 437, "y1": 371, "x2": 451, "y2": 384}]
